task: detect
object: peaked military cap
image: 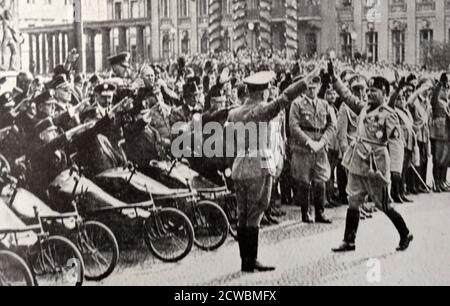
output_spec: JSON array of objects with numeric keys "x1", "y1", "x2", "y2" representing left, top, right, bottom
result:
[
  {"x1": 107, "y1": 52, "x2": 131, "y2": 67},
  {"x1": 243, "y1": 71, "x2": 276, "y2": 93},
  {"x1": 368, "y1": 76, "x2": 391, "y2": 96}
]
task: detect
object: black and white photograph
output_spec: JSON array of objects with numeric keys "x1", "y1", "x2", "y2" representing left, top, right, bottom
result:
[{"x1": 0, "y1": 0, "x2": 449, "y2": 291}]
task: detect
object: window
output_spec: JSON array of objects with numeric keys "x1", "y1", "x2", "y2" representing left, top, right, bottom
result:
[
  {"x1": 162, "y1": 34, "x2": 171, "y2": 59},
  {"x1": 114, "y1": 2, "x2": 122, "y2": 20},
  {"x1": 131, "y1": 0, "x2": 139, "y2": 18},
  {"x1": 392, "y1": 30, "x2": 405, "y2": 64},
  {"x1": 161, "y1": 0, "x2": 170, "y2": 18},
  {"x1": 199, "y1": 0, "x2": 208, "y2": 16},
  {"x1": 306, "y1": 33, "x2": 317, "y2": 56},
  {"x1": 420, "y1": 29, "x2": 433, "y2": 64},
  {"x1": 366, "y1": 31, "x2": 378, "y2": 62},
  {"x1": 341, "y1": 32, "x2": 353, "y2": 59},
  {"x1": 181, "y1": 31, "x2": 190, "y2": 54},
  {"x1": 201, "y1": 33, "x2": 209, "y2": 54},
  {"x1": 179, "y1": 0, "x2": 189, "y2": 17}
]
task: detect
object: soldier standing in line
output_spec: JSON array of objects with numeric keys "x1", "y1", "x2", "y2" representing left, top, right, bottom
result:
[
  {"x1": 227, "y1": 65, "x2": 322, "y2": 273},
  {"x1": 289, "y1": 76, "x2": 337, "y2": 224},
  {"x1": 329, "y1": 61, "x2": 414, "y2": 253},
  {"x1": 430, "y1": 73, "x2": 450, "y2": 192}
]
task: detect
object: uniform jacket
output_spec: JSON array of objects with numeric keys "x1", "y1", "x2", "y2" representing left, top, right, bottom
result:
[
  {"x1": 289, "y1": 95, "x2": 337, "y2": 153},
  {"x1": 334, "y1": 79, "x2": 403, "y2": 181},
  {"x1": 337, "y1": 103, "x2": 358, "y2": 156},
  {"x1": 227, "y1": 90, "x2": 298, "y2": 181},
  {"x1": 395, "y1": 107, "x2": 416, "y2": 151},
  {"x1": 430, "y1": 84, "x2": 450, "y2": 141},
  {"x1": 409, "y1": 96, "x2": 431, "y2": 144}
]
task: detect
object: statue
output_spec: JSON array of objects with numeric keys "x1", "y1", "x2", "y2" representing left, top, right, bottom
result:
[{"x1": 0, "y1": 1, "x2": 23, "y2": 71}]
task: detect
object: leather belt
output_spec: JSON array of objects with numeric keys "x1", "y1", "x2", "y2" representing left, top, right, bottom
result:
[{"x1": 301, "y1": 126, "x2": 326, "y2": 134}]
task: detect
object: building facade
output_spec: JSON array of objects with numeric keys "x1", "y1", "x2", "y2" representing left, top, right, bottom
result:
[{"x1": 17, "y1": 0, "x2": 450, "y2": 74}]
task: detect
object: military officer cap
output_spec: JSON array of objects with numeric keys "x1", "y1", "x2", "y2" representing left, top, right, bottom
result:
[
  {"x1": 307, "y1": 76, "x2": 322, "y2": 88},
  {"x1": 107, "y1": 52, "x2": 131, "y2": 67},
  {"x1": 53, "y1": 64, "x2": 70, "y2": 79},
  {"x1": 89, "y1": 74, "x2": 102, "y2": 84},
  {"x1": 34, "y1": 90, "x2": 56, "y2": 106},
  {"x1": 349, "y1": 74, "x2": 367, "y2": 89},
  {"x1": 0, "y1": 92, "x2": 15, "y2": 109},
  {"x1": 48, "y1": 74, "x2": 70, "y2": 90},
  {"x1": 94, "y1": 83, "x2": 117, "y2": 96},
  {"x1": 368, "y1": 76, "x2": 391, "y2": 96},
  {"x1": 243, "y1": 71, "x2": 276, "y2": 93}
]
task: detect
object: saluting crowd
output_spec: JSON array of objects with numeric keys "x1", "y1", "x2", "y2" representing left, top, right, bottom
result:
[{"x1": 0, "y1": 48, "x2": 449, "y2": 273}]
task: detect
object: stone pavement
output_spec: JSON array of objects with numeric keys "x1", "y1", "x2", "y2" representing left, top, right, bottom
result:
[{"x1": 92, "y1": 192, "x2": 450, "y2": 286}]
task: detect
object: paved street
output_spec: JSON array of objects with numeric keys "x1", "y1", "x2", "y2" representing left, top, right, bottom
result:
[{"x1": 91, "y1": 192, "x2": 450, "y2": 286}]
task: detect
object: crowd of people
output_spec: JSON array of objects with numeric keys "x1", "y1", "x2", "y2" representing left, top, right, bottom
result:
[{"x1": 1, "y1": 48, "x2": 449, "y2": 273}]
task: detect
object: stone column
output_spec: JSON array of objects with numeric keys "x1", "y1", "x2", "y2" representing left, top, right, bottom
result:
[
  {"x1": 61, "y1": 33, "x2": 67, "y2": 62},
  {"x1": 47, "y1": 33, "x2": 54, "y2": 72},
  {"x1": 378, "y1": 0, "x2": 389, "y2": 62},
  {"x1": 86, "y1": 30, "x2": 96, "y2": 73},
  {"x1": 55, "y1": 32, "x2": 61, "y2": 65},
  {"x1": 406, "y1": 0, "x2": 416, "y2": 65},
  {"x1": 436, "y1": 0, "x2": 445, "y2": 43},
  {"x1": 150, "y1": 0, "x2": 160, "y2": 61},
  {"x1": 136, "y1": 26, "x2": 145, "y2": 62},
  {"x1": 68, "y1": 31, "x2": 75, "y2": 53},
  {"x1": 118, "y1": 27, "x2": 128, "y2": 52},
  {"x1": 43, "y1": 33, "x2": 49, "y2": 75},
  {"x1": 353, "y1": 0, "x2": 363, "y2": 52},
  {"x1": 35, "y1": 34, "x2": 41, "y2": 75},
  {"x1": 28, "y1": 34, "x2": 34, "y2": 73},
  {"x1": 190, "y1": 0, "x2": 198, "y2": 54},
  {"x1": 101, "y1": 28, "x2": 111, "y2": 70}
]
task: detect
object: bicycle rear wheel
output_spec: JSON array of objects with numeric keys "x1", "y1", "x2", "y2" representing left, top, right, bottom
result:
[
  {"x1": 0, "y1": 250, "x2": 35, "y2": 286},
  {"x1": 75, "y1": 221, "x2": 119, "y2": 282},
  {"x1": 143, "y1": 208, "x2": 194, "y2": 263},
  {"x1": 192, "y1": 201, "x2": 229, "y2": 251},
  {"x1": 29, "y1": 236, "x2": 85, "y2": 286}
]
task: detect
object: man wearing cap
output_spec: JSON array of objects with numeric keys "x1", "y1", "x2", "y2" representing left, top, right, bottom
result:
[
  {"x1": 290, "y1": 74, "x2": 336, "y2": 224},
  {"x1": 107, "y1": 52, "x2": 131, "y2": 79},
  {"x1": 329, "y1": 61, "x2": 414, "y2": 253},
  {"x1": 430, "y1": 73, "x2": 450, "y2": 192},
  {"x1": 0, "y1": 91, "x2": 16, "y2": 128},
  {"x1": 172, "y1": 77, "x2": 204, "y2": 124},
  {"x1": 407, "y1": 79, "x2": 433, "y2": 193},
  {"x1": 227, "y1": 65, "x2": 322, "y2": 273},
  {"x1": 336, "y1": 75, "x2": 366, "y2": 206},
  {"x1": 90, "y1": 83, "x2": 116, "y2": 117}
]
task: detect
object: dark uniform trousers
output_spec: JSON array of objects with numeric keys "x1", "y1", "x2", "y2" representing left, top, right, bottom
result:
[
  {"x1": 334, "y1": 79, "x2": 411, "y2": 245},
  {"x1": 289, "y1": 96, "x2": 336, "y2": 220},
  {"x1": 430, "y1": 84, "x2": 450, "y2": 186}
]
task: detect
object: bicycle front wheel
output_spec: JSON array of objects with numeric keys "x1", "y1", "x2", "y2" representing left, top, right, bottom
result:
[
  {"x1": 29, "y1": 236, "x2": 85, "y2": 286},
  {"x1": 0, "y1": 250, "x2": 35, "y2": 286},
  {"x1": 192, "y1": 201, "x2": 230, "y2": 251},
  {"x1": 76, "y1": 221, "x2": 119, "y2": 282},
  {"x1": 143, "y1": 208, "x2": 194, "y2": 263}
]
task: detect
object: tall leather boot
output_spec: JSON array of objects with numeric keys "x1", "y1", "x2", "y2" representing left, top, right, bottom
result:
[
  {"x1": 314, "y1": 182, "x2": 332, "y2": 224},
  {"x1": 385, "y1": 208, "x2": 414, "y2": 251},
  {"x1": 245, "y1": 227, "x2": 275, "y2": 273},
  {"x1": 237, "y1": 227, "x2": 250, "y2": 272},
  {"x1": 297, "y1": 183, "x2": 314, "y2": 223},
  {"x1": 391, "y1": 173, "x2": 403, "y2": 204},
  {"x1": 332, "y1": 209, "x2": 360, "y2": 252}
]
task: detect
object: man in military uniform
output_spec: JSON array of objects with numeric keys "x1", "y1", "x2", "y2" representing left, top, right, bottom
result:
[
  {"x1": 228, "y1": 65, "x2": 322, "y2": 273},
  {"x1": 290, "y1": 76, "x2": 337, "y2": 224},
  {"x1": 336, "y1": 75, "x2": 366, "y2": 205},
  {"x1": 329, "y1": 61, "x2": 413, "y2": 252},
  {"x1": 430, "y1": 73, "x2": 450, "y2": 192},
  {"x1": 107, "y1": 52, "x2": 132, "y2": 79}
]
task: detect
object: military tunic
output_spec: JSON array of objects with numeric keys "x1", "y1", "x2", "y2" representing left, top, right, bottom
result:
[
  {"x1": 227, "y1": 89, "x2": 299, "y2": 228},
  {"x1": 289, "y1": 96, "x2": 337, "y2": 184},
  {"x1": 334, "y1": 79, "x2": 403, "y2": 212}
]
